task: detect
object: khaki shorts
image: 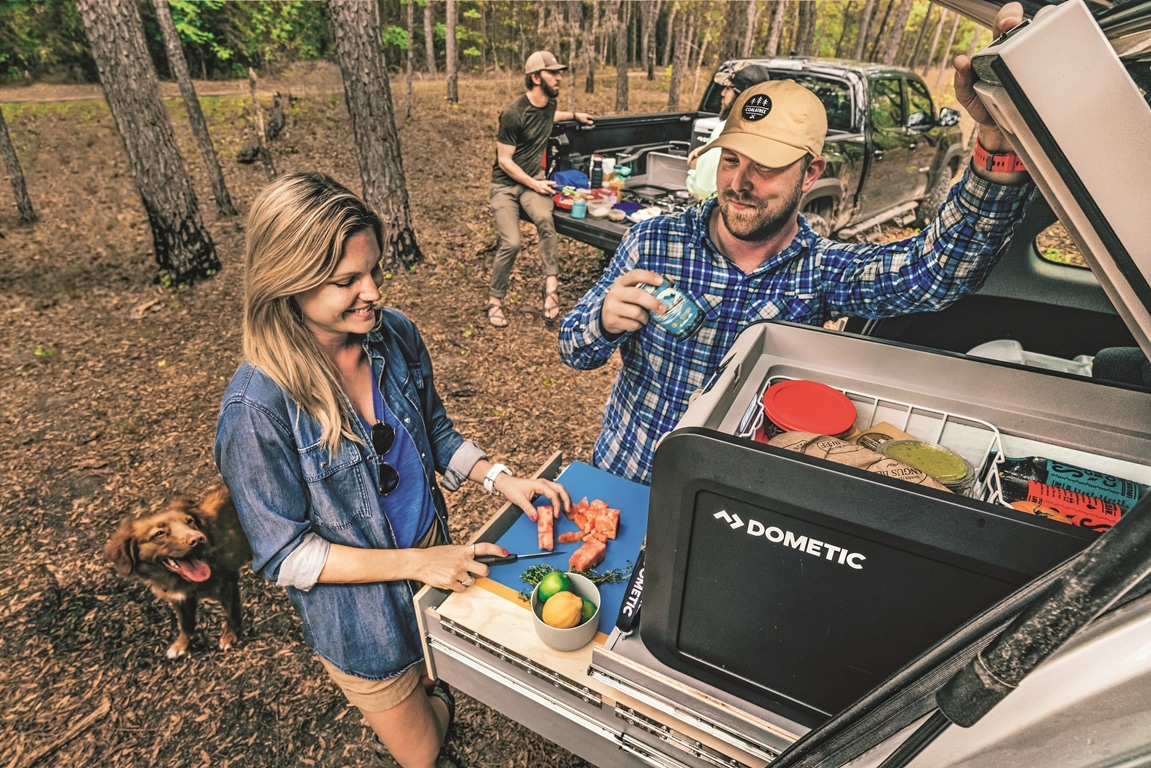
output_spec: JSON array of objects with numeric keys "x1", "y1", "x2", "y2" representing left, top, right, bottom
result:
[{"x1": 319, "y1": 523, "x2": 447, "y2": 713}]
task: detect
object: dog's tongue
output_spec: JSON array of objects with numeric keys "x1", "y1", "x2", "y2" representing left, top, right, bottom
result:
[{"x1": 164, "y1": 557, "x2": 212, "y2": 583}]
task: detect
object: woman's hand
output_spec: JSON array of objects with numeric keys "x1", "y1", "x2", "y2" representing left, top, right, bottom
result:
[
  {"x1": 492, "y1": 474, "x2": 571, "y2": 522},
  {"x1": 417, "y1": 542, "x2": 509, "y2": 592}
]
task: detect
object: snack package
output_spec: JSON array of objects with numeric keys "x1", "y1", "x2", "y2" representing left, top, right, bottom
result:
[{"x1": 768, "y1": 431, "x2": 951, "y2": 493}]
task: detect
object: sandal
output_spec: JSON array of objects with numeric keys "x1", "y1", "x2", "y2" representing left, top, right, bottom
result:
[
  {"x1": 486, "y1": 301, "x2": 508, "y2": 328},
  {"x1": 542, "y1": 287, "x2": 560, "y2": 326}
]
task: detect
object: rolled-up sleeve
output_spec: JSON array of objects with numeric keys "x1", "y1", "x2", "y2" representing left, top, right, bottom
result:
[{"x1": 214, "y1": 397, "x2": 313, "y2": 587}]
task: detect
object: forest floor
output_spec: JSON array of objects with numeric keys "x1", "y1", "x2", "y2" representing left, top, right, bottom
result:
[{"x1": 0, "y1": 62, "x2": 928, "y2": 768}]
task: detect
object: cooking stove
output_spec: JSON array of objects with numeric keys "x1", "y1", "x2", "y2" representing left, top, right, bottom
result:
[{"x1": 624, "y1": 184, "x2": 696, "y2": 214}]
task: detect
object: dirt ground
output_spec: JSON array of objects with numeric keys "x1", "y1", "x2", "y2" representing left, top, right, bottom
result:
[{"x1": 0, "y1": 63, "x2": 918, "y2": 768}]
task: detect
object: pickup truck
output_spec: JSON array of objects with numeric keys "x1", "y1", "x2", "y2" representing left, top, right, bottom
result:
[
  {"x1": 548, "y1": 57, "x2": 966, "y2": 252},
  {"x1": 421, "y1": 3, "x2": 1151, "y2": 766}
]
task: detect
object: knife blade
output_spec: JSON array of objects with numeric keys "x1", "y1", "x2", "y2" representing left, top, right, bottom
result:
[{"x1": 476, "y1": 550, "x2": 565, "y2": 566}]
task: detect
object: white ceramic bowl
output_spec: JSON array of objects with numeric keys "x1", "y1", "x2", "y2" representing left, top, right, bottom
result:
[{"x1": 530, "y1": 572, "x2": 601, "y2": 651}]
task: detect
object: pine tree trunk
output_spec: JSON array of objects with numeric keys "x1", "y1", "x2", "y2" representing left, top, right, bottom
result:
[
  {"x1": 666, "y1": 1, "x2": 691, "y2": 110},
  {"x1": 852, "y1": 0, "x2": 877, "y2": 60},
  {"x1": 0, "y1": 106, "x2": 36, "y2": 224},
  {"x1": 445, "y1": 0, "x2": 459, "y2": 104},
  {"x1": 326, "y1": 0, "x2": 423, "y2": 269},
  {"x1": 833, "y1": 0, "x2": 857, "y2": 58},
  {"x1": 584, "y1": 0, "x2": 598, "y2": 94},
  {"x1": 765, "y1": 0, "x2": 788, "y2": 57},
  {"x1": 795, "y1": 0, "x2": 817, "y2": 57},
  {"x1": 741, "y1": 0, "x2": 760, "y2": 58},
  {"x1": 75, "y1": 0, "x2": 218, "y2": 286},
  {"x1": 424, "y1": 0, "x2": 437, "y2": 74},
  {"x1": 881, "y1": 0, "x2": 914, "y2": 65},
  {"x1": 405, "y1": 0, "x2": 414, "y2": 119},
  {"x1": 152, "y1": 0, "x2": 235, "y2": 217},
  {"x1": 907, "y1": 2, "x2": 935, "y2": 70},
  {"x1": 613, "y1": 0, "x2": 629, "y2": 113},
  {"x1": 920, "y1": 7, "x2": 947, "y2": 75},
  {"x1": 935, "y1": 12, "x2": 961, "y2": 91},
  {"x1": 661, "y1": 2, "x2": 677, "y2": 67}
]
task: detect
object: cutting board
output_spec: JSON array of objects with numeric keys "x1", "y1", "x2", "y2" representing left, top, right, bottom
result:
[{"x1": 484, "y1": 461, "x2": 650, "y2": 634}]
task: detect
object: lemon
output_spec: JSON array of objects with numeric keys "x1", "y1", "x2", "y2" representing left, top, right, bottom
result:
[
  {"x1": 537, "y1": 570, "x2": 572, "y2": 603},
  {"x1": 580, "y1": 598, "x2": 597, "y2": 625},
  {"x1": 541, "y1": 591, "x2": 584, "y2": 628}
]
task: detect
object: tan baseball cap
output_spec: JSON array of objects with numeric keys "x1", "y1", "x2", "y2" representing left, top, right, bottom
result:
[
  {"x1": 524, "y1": 50, "x2": 567, "y2": 74},
  {"x1": 709, "y1": 80, "x2": 827, "y2": 168}
]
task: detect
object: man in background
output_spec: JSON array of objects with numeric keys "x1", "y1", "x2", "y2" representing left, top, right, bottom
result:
[
  {"x1": 685, "y1": 62, "x2": 772, "y2": 202},
  {"x1": 487, "y1": 50, "x2": 594, "y2": 328}
]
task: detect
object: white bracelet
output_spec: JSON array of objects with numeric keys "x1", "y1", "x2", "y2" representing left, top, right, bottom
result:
[{"x1": 483, "y1": 463, "x2": 511, "y2": 495}]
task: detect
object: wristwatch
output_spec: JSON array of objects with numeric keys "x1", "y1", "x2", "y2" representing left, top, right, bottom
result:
[
  {"x1": 973, "y1": 138, "x2": 1027, "y2": 173},
  {"x1": 483, "y1": 463, "x2": 511, "y2": 495}
]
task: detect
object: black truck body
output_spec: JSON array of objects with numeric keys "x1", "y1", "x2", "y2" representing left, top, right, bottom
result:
[{"x1": 548, "y1": 57, "x2": 965, "y2": 252}]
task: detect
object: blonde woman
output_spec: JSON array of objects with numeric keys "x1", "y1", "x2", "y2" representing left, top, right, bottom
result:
[{"x1": 215, "y1": 171, "x2": 569, "y2": 767}]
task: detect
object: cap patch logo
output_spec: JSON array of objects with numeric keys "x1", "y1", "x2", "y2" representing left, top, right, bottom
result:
[{"x1": 742, "y1": 94, "x2": 773, "y2": 121}]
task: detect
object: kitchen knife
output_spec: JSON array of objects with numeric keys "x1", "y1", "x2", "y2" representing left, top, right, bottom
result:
[{"x1": 476, "y1": 550, "x2": 565, "y2": 566}]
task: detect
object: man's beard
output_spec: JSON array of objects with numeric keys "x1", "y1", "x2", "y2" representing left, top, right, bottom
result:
[
  {"x1": 718, "y1": 100, "x2": 734, "y2": 121},
  {"x1": 542, "y1": 80, "x2": 560, "y2": 99},
  {"x1": 717, "y1": 179, "x2": 804, "y2": 242}
]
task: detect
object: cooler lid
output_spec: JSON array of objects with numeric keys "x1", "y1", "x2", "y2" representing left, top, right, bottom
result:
[{"x1": 957, "y1": 0, "x2": 1151, "y2": 362}]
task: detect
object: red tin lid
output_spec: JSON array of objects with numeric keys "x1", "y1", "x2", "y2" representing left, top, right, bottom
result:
[{"x1": 762, "y1": 380, "x2": 856, "y2": 436}]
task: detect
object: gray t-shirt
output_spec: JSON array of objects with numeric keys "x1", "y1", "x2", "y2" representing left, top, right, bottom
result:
[{"x1": 491, "y1": 93, "x2": 556, "y2": 186}]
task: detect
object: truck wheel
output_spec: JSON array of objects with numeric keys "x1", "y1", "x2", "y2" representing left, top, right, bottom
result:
[{"x1": 916, "y1": 160, "x2": 960, "y2": 226}]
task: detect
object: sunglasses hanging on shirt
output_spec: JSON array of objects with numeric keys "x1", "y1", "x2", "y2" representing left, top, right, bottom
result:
[{"x1": 371, "y1": 422, "x2": 400, "y2": 495}]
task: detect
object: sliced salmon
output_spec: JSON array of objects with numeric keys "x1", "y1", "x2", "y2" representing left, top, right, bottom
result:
[{"x1": 536, "y1": 507, "x2": 554, "y2": 551}]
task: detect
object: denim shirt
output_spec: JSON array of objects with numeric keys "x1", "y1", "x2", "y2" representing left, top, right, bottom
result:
[{"x1": 214, "y1": 308, "x2": 486, "y2": 679}]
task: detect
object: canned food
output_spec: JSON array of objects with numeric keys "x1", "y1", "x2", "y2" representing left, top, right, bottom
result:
[
  {"x1": 880, "y1": 440, "x2": 976, "y2": 496},
  {"x1": 759, "y1": 380, "x2": 856, "y2": 440},
  {"x1": 639, "y1": 276, "x2": 705, "y2": 338}
]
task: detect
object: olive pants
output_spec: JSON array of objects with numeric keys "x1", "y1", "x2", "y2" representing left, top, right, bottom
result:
[{"x1": 488, "y1": 179, "x2": 559, "y2": 299}]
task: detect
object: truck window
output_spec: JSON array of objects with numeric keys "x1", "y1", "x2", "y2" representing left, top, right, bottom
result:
[
  {"x1": 870, "y1": 77, "x2": 904, "y2": 131},
  {"x1": 790, "y1": 76, "x2": 853, "y2": 133},
  {"x1": 905, "y1": 78, "x2": 935, "y2": 128}
]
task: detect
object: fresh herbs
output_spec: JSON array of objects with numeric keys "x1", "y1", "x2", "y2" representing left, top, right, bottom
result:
[{"x1": 516, "y1": 561, "x2": 633, "y2": 601}]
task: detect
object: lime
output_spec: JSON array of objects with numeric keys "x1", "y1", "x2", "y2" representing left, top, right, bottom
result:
[
  {"x1": 580, "y1": 598, "x2": 597, "y2": 625},
  {"x1": 537, "y1": 570, "x2": 572, "y2": 603}
]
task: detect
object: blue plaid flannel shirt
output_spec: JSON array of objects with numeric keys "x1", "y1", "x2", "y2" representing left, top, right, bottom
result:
[{"x1": 558, "y1": 166, "x2": 1032, "y2": 485}]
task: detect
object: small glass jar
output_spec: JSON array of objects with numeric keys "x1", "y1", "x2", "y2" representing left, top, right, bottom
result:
[{"x1": 881, "y1": 440, "x2": 976, "y2": 496}]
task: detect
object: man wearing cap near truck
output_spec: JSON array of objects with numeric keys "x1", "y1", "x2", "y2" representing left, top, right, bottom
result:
[
  {"x1": 685, "y1": 62, "x2": 772, "y2": 202},
  {"x1": 487, "y1": 50, "x2": 594, "y2": 328},
  {"x1": 559, "y1": 3, "x2": 1034, "y2": 485}
]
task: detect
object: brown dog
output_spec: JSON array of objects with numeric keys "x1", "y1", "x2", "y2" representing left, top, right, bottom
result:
[{"x1": 105, "y1": 484, "x2": 252, "y2": 658}]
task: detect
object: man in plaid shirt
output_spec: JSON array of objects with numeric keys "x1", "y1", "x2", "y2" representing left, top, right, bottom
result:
[{"x1": 559, "y1": 16, "x2": 1033, "y2": 486}]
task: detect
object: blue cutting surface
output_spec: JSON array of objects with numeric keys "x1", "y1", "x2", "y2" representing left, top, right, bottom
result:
[{"x1": 486, "y1": 461, "x2": 649, "y2": 635}]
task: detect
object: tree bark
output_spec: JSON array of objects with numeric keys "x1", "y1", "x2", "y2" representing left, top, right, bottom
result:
[
  {"x1": 0, "y1": 106, "x2": 36, "y2": 224},
  {"x1": 75, "y1": 0, "x2": 218, "y2": 286},
  {"x1": 661, "y1": 2, "x2": 677, "y2": 67},
  {"x1": 405, "y1": 0, "x2": 414, "y2": 119},
  {"x1": 247, "y1": 69, "x2": 277, "y2": 180},
  {"x1": 613, "y1": 0, "x2": 629, "y2": 113},
  {"x1": 935, "y1": 11, "x2": 961, "y2": 91},
  {"x1": 920, "y1": 7, "x2": 947, "y2": 75},
  {"x1": 881, "y1": 0, "x2": 914, "y2": 65},
  {"x1": 152, "y1": 0, "x2": 235, "y2": 217},
  {"x1": 666, "y1": 1, "x2": 692, "y2": 110},
  {"x1": 424, "y1": 0, "x2": 437, "y2": 74},
  {"x1": 765, "y1": 0, "x2": 788, "y2": 57},
  {"x1": 907, "y1": 2, "x2": 935, "y2": 70},
  {"x1": 741, "y1": 0, "x2": 760, "y2": 58},
  {"x1": 584, "y1": 0, "x2": 598, "y2": 94},
  {"x1": 852, "y1": 0, "x2": 877, "y2": 61},
  {"x1": 326, "y1": 0, "x2": 423, "y2": 269},
  {"x1": 833, "y1": 0, "x2": 857, "y2": 58},
  {"x1": 444, "y1": 0, "x2": 458, "y2": 104},
  {"x1": 795, "y1": 0, "x2": 818, "y2": 57}
]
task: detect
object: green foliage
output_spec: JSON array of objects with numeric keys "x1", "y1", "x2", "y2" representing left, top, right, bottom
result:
[
  {"x1": 0, "y1": 0, "x2": 94, "y2": 84},
  {"x1": 382, "y1": 25, "x2": 409, "y2": 51}
]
